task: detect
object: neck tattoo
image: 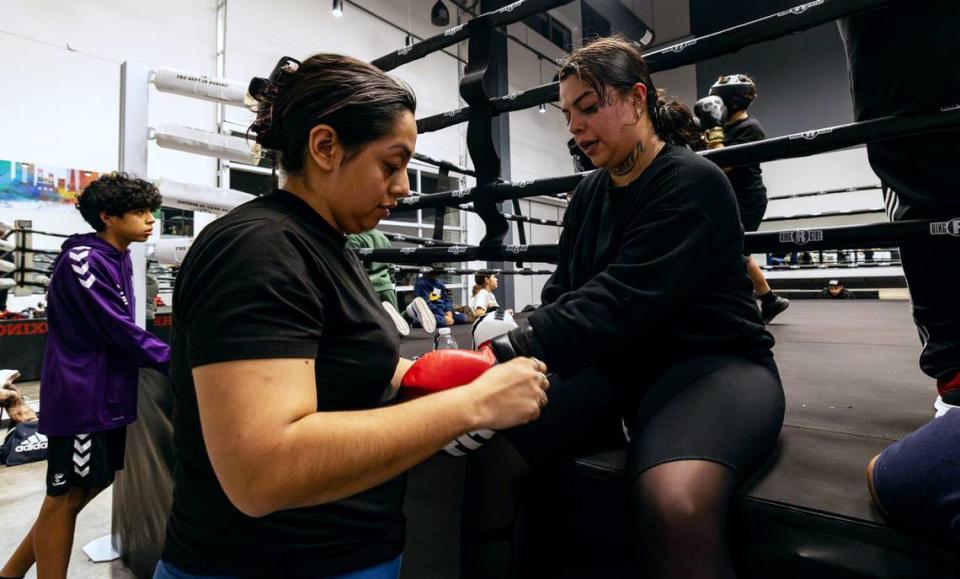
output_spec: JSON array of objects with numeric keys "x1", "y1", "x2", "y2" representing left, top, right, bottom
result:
[{"x1": 610, "y1": 142, "x2": 644, "y2": 177}]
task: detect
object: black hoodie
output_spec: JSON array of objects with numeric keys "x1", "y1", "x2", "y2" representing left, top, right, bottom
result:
[{"x1": 530, "y1": 144, "x2": 774, "y2": 379}]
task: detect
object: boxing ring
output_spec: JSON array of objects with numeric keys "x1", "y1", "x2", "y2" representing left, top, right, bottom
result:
[
  {"x1": 353, "y1": 0, "x2": 960, "y2": 576},
  {"x1": 5, "y1": 0, "x2": 947, "y2": 576}
]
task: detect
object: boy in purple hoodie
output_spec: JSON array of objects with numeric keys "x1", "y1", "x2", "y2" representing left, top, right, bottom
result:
[{"x1": 1, "y1": 173, "x2": 170, "y2": 579}]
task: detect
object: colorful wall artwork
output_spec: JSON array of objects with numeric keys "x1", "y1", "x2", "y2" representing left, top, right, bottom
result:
[{"x1": 0, "y1": 160, "x2": 103, "y2": 211}]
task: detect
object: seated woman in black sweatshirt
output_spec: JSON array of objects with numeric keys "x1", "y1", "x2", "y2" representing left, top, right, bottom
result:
[{"x1": 461, "y1": 36, "x2": 785, "y2": 579}]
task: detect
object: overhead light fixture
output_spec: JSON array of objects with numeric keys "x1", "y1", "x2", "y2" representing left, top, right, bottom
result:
[
  {"x1": 431, "y1": 0, "x2": 450, "y2": 27},
  {"x1": 332, "y1": 0, "x2": 343, "y2": 18},
  {"x1": 537, "y1": 57, "x2": 547, "y2": 114}
]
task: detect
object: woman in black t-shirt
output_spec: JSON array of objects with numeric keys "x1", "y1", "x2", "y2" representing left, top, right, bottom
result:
[
  {"x1": 703, "y1": 74, "x2": 790, "y2": 324},
  {"x1": 460, "y1": 37, "x2": 784, "y2": 579},
  {"x1": 153, "y1": 54, "x2": 550, "y2": 579}
]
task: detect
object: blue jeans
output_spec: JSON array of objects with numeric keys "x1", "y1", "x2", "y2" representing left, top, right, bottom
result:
[{"x1": 153, "y1": 556, "x2": 402, "y2": 579}]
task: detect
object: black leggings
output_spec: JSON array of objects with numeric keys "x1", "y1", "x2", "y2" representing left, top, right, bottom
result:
[{"x1": 461, "y1": 355, "x2": 784, "y2": 579}]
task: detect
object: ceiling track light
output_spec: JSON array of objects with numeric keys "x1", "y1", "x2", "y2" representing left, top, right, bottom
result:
[
  {"x1": 537, "y1": 57, "x2": 546, "y2": 114},
  {"x1": 332, "y1": 0, "x2": 343, "y2": 18}
]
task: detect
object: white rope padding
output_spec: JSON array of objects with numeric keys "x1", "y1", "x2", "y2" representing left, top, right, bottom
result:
[
  {"x1": 153, "y1": 237, "x2": 194, "y2": 267},
  {"x1": 154, "y1": 124, "x2": 262, "y2": 165},
  {"x1": 152, "y1": 68, "x2": 253, "y2": 108},
  {"x1": 156, "y1": 178, "x2": 254, "y2": 216}
]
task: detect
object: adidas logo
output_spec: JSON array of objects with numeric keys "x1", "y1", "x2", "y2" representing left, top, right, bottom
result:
[{"x1": 14, "y1": 432, "x2": 48, "y2": 453}]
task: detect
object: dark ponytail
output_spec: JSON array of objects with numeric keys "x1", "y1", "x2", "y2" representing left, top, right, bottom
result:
[
  {"x1": 558, "y1": 35, "x2": 700, "y2": 149},
  {"x1": 247, "y1": 53, "x2": 416, "y2": 176},
  {"x1": 652, "y1": 92, "x2": 704, "y2": 149}
]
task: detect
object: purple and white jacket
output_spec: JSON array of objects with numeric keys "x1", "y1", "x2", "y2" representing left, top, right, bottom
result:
[{"x1": 38, "y1": 233, "x2": 170, "y2": 436}]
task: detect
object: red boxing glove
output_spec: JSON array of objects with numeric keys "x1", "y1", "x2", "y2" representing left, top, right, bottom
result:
[{"x1": 400, "y1": 348, "x2": 497, "y2": 398}]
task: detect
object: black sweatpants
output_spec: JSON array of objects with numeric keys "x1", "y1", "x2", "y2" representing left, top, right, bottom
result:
[{"x1": 840, "y1": 5, "x2": 960, "y2": 381}]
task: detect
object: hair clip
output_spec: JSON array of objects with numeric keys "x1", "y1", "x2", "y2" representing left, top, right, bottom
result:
[
  {"x1": 269, "y1": 56, "x2": 301, "y2": 85},
  {"x1": 247, "y1": 56, "x2": 302, "y2": 104}
]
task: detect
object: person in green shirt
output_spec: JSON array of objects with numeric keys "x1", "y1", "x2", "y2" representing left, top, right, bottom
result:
[
  {"x1": 347, "y1": 229, "x2": 413, "y2": 336},
  {"x1": 347, "y1": 230, "x2": 397, "y2": 306}
]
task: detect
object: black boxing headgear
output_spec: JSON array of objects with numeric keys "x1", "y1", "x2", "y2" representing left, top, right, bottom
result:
[
  {"x1": 567, "y1": 138, "x2": 596, "y2": 172},
  {"x1": 708, "y1": 74, "x2": 757, "y2": 113}
]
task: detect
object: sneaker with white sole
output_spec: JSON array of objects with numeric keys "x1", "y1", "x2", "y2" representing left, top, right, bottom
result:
[
  {"x1": 934, "y1": 395, "x2": 959, "y2": 418},
  {"x1": 406, "y1": 297, "x2": 437, "y2": 334},
  {"x1": 381, "y1": 302, "x2": 410, "y2": 337}
]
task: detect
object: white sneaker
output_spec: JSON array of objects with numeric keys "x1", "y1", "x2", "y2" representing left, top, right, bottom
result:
[
  {"x1": 934, "y1": 395, "x2": 958, "y2": 418},
  {"x1": 407, "y1": 297, "x2": 436, "y2": 334},
  {"x1": 382, "y1": 302, "x2": 410, "y2": 337}
]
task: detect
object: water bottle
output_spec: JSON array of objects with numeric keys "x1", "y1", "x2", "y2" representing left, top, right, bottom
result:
[{"x1": 434, "y1": 327, "x2": 458, "y2": 350}]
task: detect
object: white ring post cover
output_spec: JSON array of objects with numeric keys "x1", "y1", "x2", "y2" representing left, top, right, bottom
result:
[
  {"x1": 154, "y1": 124, "x2": 263, "y2": 165},
  {"x1": 153, "y1": 68, "x2": 252, "y2": 107},
  {"x1": 156, "y1": 179, "x2": 255, "y2": 216},
  {"x1": 153, "y1": 237, "x2": 195, "y2": 266}
]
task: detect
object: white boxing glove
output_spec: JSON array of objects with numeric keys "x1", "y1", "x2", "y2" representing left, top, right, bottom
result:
[
  {"x1": 443, "y1": 310, "x2": 521, "y2": 457},
  {"x1": 471, "y1": 309, "x2": 518, "y2": 349}
]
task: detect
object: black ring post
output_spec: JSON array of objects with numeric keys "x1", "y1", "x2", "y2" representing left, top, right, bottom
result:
[{"x1": 460, "y1": 22, "x2": 509, "y2": 251}]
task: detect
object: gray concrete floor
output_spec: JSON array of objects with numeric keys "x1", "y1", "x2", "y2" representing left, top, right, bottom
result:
[{"x1": 0, "y1": 382, "x2": 136, "y2": 579}]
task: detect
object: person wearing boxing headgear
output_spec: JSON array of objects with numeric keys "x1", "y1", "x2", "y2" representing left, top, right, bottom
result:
[
  {"x1": 709, "y1": 74, "x2": 757, "y2": 117},
  {"x1": 693, "y1": 95, "x2": 727, "y2": 149},
  {"x1": 839, "y1": 0, "x2": 960, "y2": 545},
  {"x1": 459, "y1": 36, "x2": 783, "y2": 579},
  {"x1": 147, "y1": 54, "x2": 549, "y2": 579},
  {"x1": 696, "y1": 73, "x2": 789, "y2": 324}
]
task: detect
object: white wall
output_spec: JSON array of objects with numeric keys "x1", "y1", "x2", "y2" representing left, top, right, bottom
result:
[
  {"x1": 9, "y1": 1, "x2": 713, "y2": 313},
  {"x1": 505, "y1": 11, "x2": 580, "y2": 183},
  {"x1": 761, "y1": 147, "x2": 883, "y2": 224},
  {"x1": 501, "y1": 7, "x2": 583, "y2": 309},
  {"x1": 646, "y1": 0, "x2": 697, "y2": 111},
  {"x1": 0, "y1": 0, "x2": 220, "y2": 310},
  {"x1": 224, "y1": 0, "x2": 468, "y2": 167}
]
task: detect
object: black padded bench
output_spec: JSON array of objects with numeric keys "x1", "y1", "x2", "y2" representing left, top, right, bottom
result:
[{"x1": 398, "y1": 303, "x2": 960, "y2": 578}]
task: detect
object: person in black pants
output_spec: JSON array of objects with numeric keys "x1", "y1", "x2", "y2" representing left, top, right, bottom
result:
[
  {"x1": 839, "y1": 0, "x2": 960, "y2": 544},
  {"x1": 461, "y1": 36, "x2": 784, "y2": 579},
  {"x1": 695, "y1": 75, "x2": 790, "y2": 324}
]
